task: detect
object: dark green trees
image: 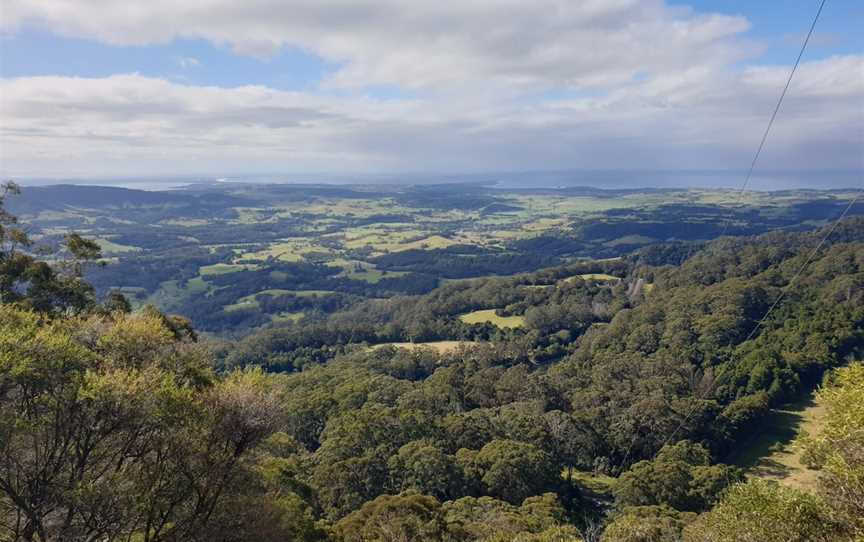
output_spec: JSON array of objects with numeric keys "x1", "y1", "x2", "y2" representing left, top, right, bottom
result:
[
  {"x1": 0, "y1": 181, "x2": 103, "y2": 314},
  {"x1": 458, "y1": 440, "x2": 560, "y2": 505},
  {"x1": 614, "y1": 441, "x2": 742, "y2": 512},
  {"x1": 387, "y1": 440, "x2": 464, "y2": 500}
]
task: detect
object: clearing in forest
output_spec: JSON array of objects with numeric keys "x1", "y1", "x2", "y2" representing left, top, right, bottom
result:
[
  {"x1": 729, "y1": 392, "x2": 825, "y2": 491},
  {"x1": 459, "y1": 309, "x2": 526, "y2": 329},
  {"x1": 371, "y1": 341, "x2": 480, "y2": 354}
]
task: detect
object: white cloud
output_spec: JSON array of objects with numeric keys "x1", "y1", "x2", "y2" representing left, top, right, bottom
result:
[
  {"x1": 2, "y1": 0, "x2": 752, "y2": 89},
  {"x1": 1, "y1": 54, "x2": 861, "y2": 177},
  {"x1": 0, "y1": 2, "x2": 861, "y2": 177}
]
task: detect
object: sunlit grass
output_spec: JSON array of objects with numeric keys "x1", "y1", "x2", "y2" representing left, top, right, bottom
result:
[
  {"x1": 459, "y1": 309, "x2": 526, "y2": 329},
  {"x1": 199, "y1": 263, "x2": 258, "y2": 276},
  {"x1": 371, "y1": 341, "x2": 481, "y2": 353},
  {"x1": 730, "y1": 393, "x2": 826, "y2": 492}
]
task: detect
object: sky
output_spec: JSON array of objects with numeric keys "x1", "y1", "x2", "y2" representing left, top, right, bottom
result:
[{"x1": 0, "y1": 0, "x2": 862, "y2": 181}]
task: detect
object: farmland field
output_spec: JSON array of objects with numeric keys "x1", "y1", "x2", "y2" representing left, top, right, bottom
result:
[
  {"x1": 460, "y1": 309, "x2": 526, "y2": 329},
  {"x1": 9, "y1": 182, "x2": 862, "y2": 335}
]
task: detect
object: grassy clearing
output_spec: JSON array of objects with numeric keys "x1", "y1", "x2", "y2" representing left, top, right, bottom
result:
[
  {"x1": 199, "y1": 263, "x2": 258, "y2": 276},
  {"x1": 232, "y1": 207, "x2": 278, "y2": 224},
  {"x1": 561, "y1": 273, "x2": 620, "y2": 283},
  {"x1": 459, "y1": 309, "x2": 526, "y2": 329},
  {"x1": 301, "y1": 198, "x2": 410, "y2": 219},
  {"x1": 161, "y1": 218, "x2": 210, "y2": 226},
  {"x1": 604, "y1": 235, "x2": 655, "y2": 247},
  {"x1": 390, "y1": 235, "x2": 456, "y2": 251},
  {"x1": 185, "y1": 276, "x2": 210, "y2": 294},
  {"x1": 521, "y1": 217, "x2": 569, "y2": 232},
  {"x1": 338, "y1": 226, "x2": 457, "y2": 253},
  {"x1": 242, "y1": 248, "x2": 304, "y2": 262},
  {"x1": 228, "y1": 288, "x2": 338, "y2": 311},
  {"x1": 372, "y1": 341, "x2": 480, "y2": 354},
  {"x1": 579, "y1": 273, "x2": 620, "y2": 281},
  {"x1": 271, "y1": 311, "x2": 304, "y2": 323},
  {"x1": 237, "y1": 289, "x2": 336, "y2": 304},
  {"x1": 33, "y1": 210, "x2": 84, "y2": 222},
  {"x1": 239, "y1": 238, "x2": 336, "y2": 262},
  {"x1": 340, "y1": 268, "x2": 385, "y2": 283},
  {"x1": 338, "y1": 226, "x2": 389, "y2": 242},
  {"x1": 146, "y1": 279, "x2": 209, "y2": 310},
  {"x1": 227, "y1": 289, "x2": 338, "y2": 312},
  {"x1": 223, "y1": 299, "x2": 259, "y2": 312},
  {"x1": 341, "y1": 268, "x2": 409, "y2": 283},
  {"x1": 95, "y1": 238, "x2": 141, "y2": 254},
  {"x1": 330, "y1": 259, "x2": 409, "y2": 283},
  {"x1": 695, "y1": 190, "x2": 768, "y2": 206},
  {"x1": 508, "y1": 195, "x2": 640, "y2": 215},
  {"x1": 729, "y1": 393, "x2": 826, "y2": 491}
]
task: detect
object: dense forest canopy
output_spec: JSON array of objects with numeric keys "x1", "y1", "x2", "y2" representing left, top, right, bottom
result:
[{"x1": 2, "y1": 181, "x2": 863, "y2": 541}]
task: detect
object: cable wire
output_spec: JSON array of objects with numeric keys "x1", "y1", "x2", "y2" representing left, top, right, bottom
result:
[
  {"x1": 618, "y1": 0, "x2": 833, "y2": 468},
  {"x1": 657, "y1": 186, "x2": 863, "y2": 451},
  {"x1": 715, "y1": 0, "x2": 828, "y2": 240},
  {"x1": 676, "y1": 0, "x2": 829, "y2": 266}
]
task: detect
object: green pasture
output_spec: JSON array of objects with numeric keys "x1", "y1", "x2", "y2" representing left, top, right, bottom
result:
[{"x1": 459, "y1": 309, "x2": 526, "y2": 329}]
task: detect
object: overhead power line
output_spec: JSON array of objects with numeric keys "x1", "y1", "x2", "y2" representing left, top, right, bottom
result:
[
  {"x1": 658, "y1": 183, "x2": 862, "y2": 451},
  {"x1": 620, "y1": 0, "x2": 839, "y2": 469},
  {"x1": 740, "y1": 187, "x2": 863, "y2": 344},
  {"x1": 716, "y1": 0, "x2": 828, "y2": 239}
]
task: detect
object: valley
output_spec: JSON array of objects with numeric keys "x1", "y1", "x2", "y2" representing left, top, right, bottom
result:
[
  {"x1": 3, "y1": 179, "x2": 863, "y2": 541},
  {"x1": 4, "y1": 1, "x2": 863, "y2": 538},
  {"x1": 10, "y1": 182, "x2": 862, "y2": 336}
]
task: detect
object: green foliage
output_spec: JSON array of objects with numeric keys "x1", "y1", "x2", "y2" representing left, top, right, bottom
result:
[
  {"x1": 0, "y1": 306, "x2": 285, "y2": 541},
  {"x1": 443, "y1": 493, "x2": 571, "y2": 540},
  {"x1": 387, "y1": 440, "x2": 465, "y2": 500},
  {"x1": 682, "y1": 479, "x2": 843, "y2": 542},
  {"x1": 223, "y1": 220, "x2": 863, "y2": 537},
  {"x1": 488, "y1": 526, "x2": 582, "y2": 542},
  {"x1": 331, "y1": 491, "x2": 579, "y2": 542},
  {"x1": 459, "y1": 439, "x2": 560, "y2": 505},
  {"x1": 332, "y1": 491, "x2": 577, "y2": 542},
  {"x1": 614, "y1": 442, "x2": 742, "y2": 512},
  {"x1": 798, "y1": 362, "x2": 864, "y2": 537},
  {"x1": 335, "y1": 493, "x2": 448, "y2": 542},
  {"x1": 601, "y1": 506, "x2": 696, "y2": 542},
  {"x1": 101, "y1": 289, "x2": 133, "y2": 313}
]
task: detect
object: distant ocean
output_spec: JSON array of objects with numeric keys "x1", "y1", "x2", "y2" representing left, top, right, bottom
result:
[
  {"x1": 12, "y1": 170, "x2": 862, "y2": 191},
  {"x1": 486, "y1": 170, "x2": 863, "y2": 191},
  {"x1": 14, "y1": 178, "x2": 208, "y2": 191}
]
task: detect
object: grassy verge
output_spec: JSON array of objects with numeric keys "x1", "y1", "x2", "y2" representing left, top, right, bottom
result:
[{"x1": 728, "y1": 393, "x2": 825, "y2": 491}]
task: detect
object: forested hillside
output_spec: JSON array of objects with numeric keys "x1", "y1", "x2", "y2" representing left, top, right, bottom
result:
[{"x1": 2, "y1": 180, "x2": 863, "y2": 541}]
